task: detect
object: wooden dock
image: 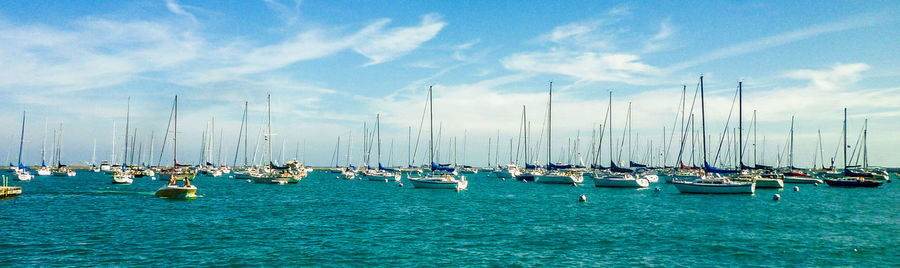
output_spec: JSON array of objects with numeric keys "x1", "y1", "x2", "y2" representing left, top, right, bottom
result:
[
  {"x1": 1, "y1": 186, "x2": 22, "y2": 197},
  {"x1": 1, "y1": 175, "x2": 21, "y2": 197}
]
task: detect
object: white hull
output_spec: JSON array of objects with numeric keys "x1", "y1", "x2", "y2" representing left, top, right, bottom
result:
[
  {"x1": 673, "y1": 180, "x2": 755, "y2": 194},
  {"x1": 37, "y1": 168, "x2": 52, "y2": 176},
  {"x1": 756, "y1": 178, "x2": 784, "y2": 188},
  {"x1": 409, "y1": 175, "x2": 468, "y2": 190},
  {"x1": 364, "y1": 173, "x2": 401, "y2": 182},
  {"x1": 783, "y1": 176, "x2": 823, "y2": 184},
  {"x1": 16, "y1": 172, "x2": 33, "y2": 181},
  {"x1": 592, "y1": 175, "x2": 649, "y2": 188},
  {"x1": 640, "y1": 174, "x2": 659, "y2": 183},
  {"x1": 112, "y1": 176, "x2": 133, "y2": 184}
]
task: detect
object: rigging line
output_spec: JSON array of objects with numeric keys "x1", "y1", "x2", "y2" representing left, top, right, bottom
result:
[{"x1": 712, "y1": 83, "x2": 740, "y2": 165}]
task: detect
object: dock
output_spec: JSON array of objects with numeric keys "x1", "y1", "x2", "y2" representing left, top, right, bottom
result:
[{"x1": 1, "y1": 175, "x2": 21, "y2": 197}]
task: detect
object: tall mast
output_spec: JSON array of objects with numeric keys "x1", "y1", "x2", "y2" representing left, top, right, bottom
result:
[
  {"x1": 92, "y1": 139, "x2": 97, "y2": 166},
  {"x1": 700, "y1": 75, "x2": 708, "y2": 166},
  {"x1": 429, "y1": 86, "x2": 434, "y2": 169},
  {"x1": 753, "y1": 110, "x2": 757, "y2": 166},
  {"x1": 148, "y1": 131, "x2": 154, "y2": 167},
  {"x1": 377, "y1": 114, "x2": 381, "y2": 167},
  {"x1": 41, "y1": 118, "x2": 47, "y2": 166},
  {"x1": 843, "y1": 108, "x2": 847, "y2": 172},
  {"x1": 267, "y1": 94, "x2": 272, "y2": 165},
  {"x1": 738, "y1": 81, "x2": 743, "y2": 168},
  {"x1": 863, "y1": 118, "x2": 868, "y2": 169},
  {"x1": 17, "y1": 111, "x2": 25, "y2": 167},
  {"x1": 174, "y1": 95, "x2": 179, "y2": 165},
  {"x1": 547, "y1": 81, "x2": 552, "y2": 165},
  {"x1": 609, "y1": 91, "x2": 613, "y2": 165},
  {"x1": 244, "y1": 102, "x2": 248, "y2": 166},
  {"x1": 789, "y1": 116, "x2": 794, "y2": 168},
  {"x1": 123, "y1": 97, "x2": 130, "y2": 170},
  {"x1": 523, "y1": 106, "x2": 528, "y2": 166}
]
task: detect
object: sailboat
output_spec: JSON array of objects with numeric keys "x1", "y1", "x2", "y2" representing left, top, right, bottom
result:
[
  {"x1": 14, "y1": 111, "x2": 33, "y2": 181},
  {"x1": 534, "y1": 82, "x2": 583, "y2": 185},
  {"x1": 112, "y1": 98, "x2": 135, "y2": 185},
  {"x1": 36, "y1": 119, "x2": 52, "y2": 176},
  {"x1": 342, "y1": 130, "x2": 357, "y2": 180},
  {"x1": 408, "y1": 86, "x2": 469, "y2": 190},
  {"x1": 593, "y1": 93, "x2": 648, "y2": 188},
  {"x1": 498, "y1": 106, "x2": 526, "y2": 179},
  {"x1": 156, "y1": 96, "x2": 199, "y2": 198},
  {"x1": 361, "y1": 114, "x2": 401, "y2": 182},
  {"x1": 50, "y1": 124, "x2": 76, "y2": 177},
  {"x1": 824, "y1": 108, "x2": 883, "y2": 187},
  {"x1": 250, "y1": 94, "x2": 295, "y2": 184},
  {"x1": 672, "y1": 76, "x2": 755, "y2": 194},
  {"x1": 728, "y1": 81, "x2": 782, "y2": 188},
  {"x1": 781, "y1": 116, "x2": 821, "y2": 184}
]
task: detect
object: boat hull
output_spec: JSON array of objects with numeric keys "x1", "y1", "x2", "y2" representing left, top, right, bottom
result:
[
  {"x1": 824, "y1": 178, "x2": 883, "y2": 187},
  {"x1": 782, "y1": 176, "x2": 823, "y2": 184},
  {"x1": 672, "y1": 181, "x2": 755, "y2": 194},
  {"x1": 409, "y1": 176, "x2": 467, "y2": 190},
  {"x1": 592, "y1": 176, "x2": 649, "y2": 188},
  {"x1": 535, "y1": 174, "x2": 583, "y2": 184},
  {"x1": 154, "y1": 185, "x2": 198, "y2": 199}
]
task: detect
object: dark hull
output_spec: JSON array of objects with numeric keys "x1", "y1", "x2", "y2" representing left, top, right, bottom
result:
[{"x1": 824, "y1": 179, "x2": 883, "y2": 187}]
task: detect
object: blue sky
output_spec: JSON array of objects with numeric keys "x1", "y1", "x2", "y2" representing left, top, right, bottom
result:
[{"x1": 2, "y1": 1, "x2": 899, "y2": 167}]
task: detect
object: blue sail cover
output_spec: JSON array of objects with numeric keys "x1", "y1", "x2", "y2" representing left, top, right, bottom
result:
[
  {"x1": 610, "y1": 162, "x2": 633, "y2": 173},
  {"x1": 844, "y1": 169, "x2": 875, "y2": 178},
  {"x1": 41, "y1": 160, "x2": 46, "y2": 167},
  {"x1": 547, "y1": 163, "x2": 573, "y2": 170},
  {"x1": 431, "y1": 162, "x2": 455, "y2": 172},
  {"x1": 378, "y1": 163, "x2": 398, "y2": 172},
  {"x1": 349, "y1": 165, "x2": 357, "y2": 171},
  {"x1": 591, "y1": 164, "x2": 609, "y2": 170},
  {"x1": 704, "y1": 161, "x2": 740, "y2": 174},
  {"x1": 525, "y1": 163, "x2": 539, "y2": 169},
  {"x1": 629, "y1": 161, "x2": 647, "y2": 168}
]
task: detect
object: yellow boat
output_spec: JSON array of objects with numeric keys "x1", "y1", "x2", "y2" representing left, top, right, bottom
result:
[{"x1": 155, "y1": 184, "x2": 197, "y2": 199}]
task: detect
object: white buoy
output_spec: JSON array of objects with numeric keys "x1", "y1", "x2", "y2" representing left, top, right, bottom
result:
[
  {"x1": 793, "y1": 186, "x2": 800, "y2": 192},
  {"x1": 398, "y1": 182, "x2": 403, "y2": 187},
  {"x1": 773, "y1": 193, "x2": 781, "y2": 201},
  {"x1": 246, "y1": 179, "x2": 251, "y2": 183},
  {"x1": 385, "y1": 178, "x2": 389, "y2": 183},
  {"x1": 578, "y1": 194, "x2": 587, "y2": 202}
]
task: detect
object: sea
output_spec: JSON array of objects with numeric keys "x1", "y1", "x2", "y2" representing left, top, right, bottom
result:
[{"x1": 2, "y1": 170, "x2": 898, "y2": 266}]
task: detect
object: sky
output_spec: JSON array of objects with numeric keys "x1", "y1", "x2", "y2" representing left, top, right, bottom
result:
[{"x1": 1, "y1": 1, "x2": 899, "y2": 168}]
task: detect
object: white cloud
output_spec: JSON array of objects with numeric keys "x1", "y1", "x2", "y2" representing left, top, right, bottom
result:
[
  {"x1": 352, "y1": 14, "x2": 446, "y2": 66},
  {"x1": 264, "y1": 0, "x2": 302, "y2": 26},
  {"x1": 666, "y1": 15, "x2": 882, "y2": 72},
  {"x1": 783, "y1": 63, "x2": 869, "y2": 91},
  {"x1": 165, "y1": 0, "x2": 198, "y2": 23},
  {"x1": 501, "y1": 51, "x2": 659, "y2": 84}
]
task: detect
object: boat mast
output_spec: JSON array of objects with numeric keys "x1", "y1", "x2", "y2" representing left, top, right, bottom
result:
[
  {"x1": 547, "y1": 81, "x2": 552, "y2": 166},
  {"x1": 789, "y1": 116, "x2": 794, "y2": 168},
  {"x1": 174, "y1": 95, "x2": 179, "y2": 165},
  {"x1": 123, "y1": 97, "x2": 130, "y2": 170},
  {"x1": 17, "y1": 111, "x2": 25, "y2": 168},
  {"x1": 429, "y1": 86, "x2": 434, "y2": 170},
  {"x1": 738, "y1": 81, "x2": 742, "y2": 169},
  {"x1": 377, "y1": 114, "x2": 381, "y2": 168},
  {"x1": 267, "y1": 94, "x2": 272, "y2": 165},
  {"x1": 609, "y1": 90, "x2": 613, "y2": 166},
  {"x1": 843, "y1": 108, "x2": 847, "y2": 173},
  {"x1": 700, "y1": 75, "x2": 708, "y2": 167}
]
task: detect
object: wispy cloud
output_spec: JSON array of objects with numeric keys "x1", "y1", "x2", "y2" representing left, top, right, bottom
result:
[
  {"x1": 264, "y1": 0, "x2": 302, "y2": 26},
  {"x1": 352, "y1": 13, "x2": 446, "y2": 66},
  {"x1": 165, "y1": 0, "x2": 198, "y2": 23},
  {"x1": 666, "y1": 14, "x2": 884, "y2": 72}
]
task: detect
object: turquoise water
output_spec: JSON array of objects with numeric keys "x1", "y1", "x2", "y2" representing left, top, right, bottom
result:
[{"x1": 2, "y1": 171, "x2": 898, "y2": 266}]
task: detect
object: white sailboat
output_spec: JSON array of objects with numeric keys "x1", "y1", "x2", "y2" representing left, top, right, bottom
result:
[
  {"x1": 14, "y1": 111, "x2": 33, "y2": 181},
  {"x1": 409, "y1": 86, "x2": 468, "y2": 190},
  {"x1": 672, "y1": 76, "x2": 755, "y2": 194},
  {"x1": 534, "y1": 82, "x2": 583, "y2": 185},
  {"x1": 593, "y1": 92, "x2": 647, "y2": 188},
  {"x1": 112, "y1": 98, "x2": 134, "y2": 185},
  {"x1": 362, "y1": 114, "x2": 401, "y2": 182}
]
